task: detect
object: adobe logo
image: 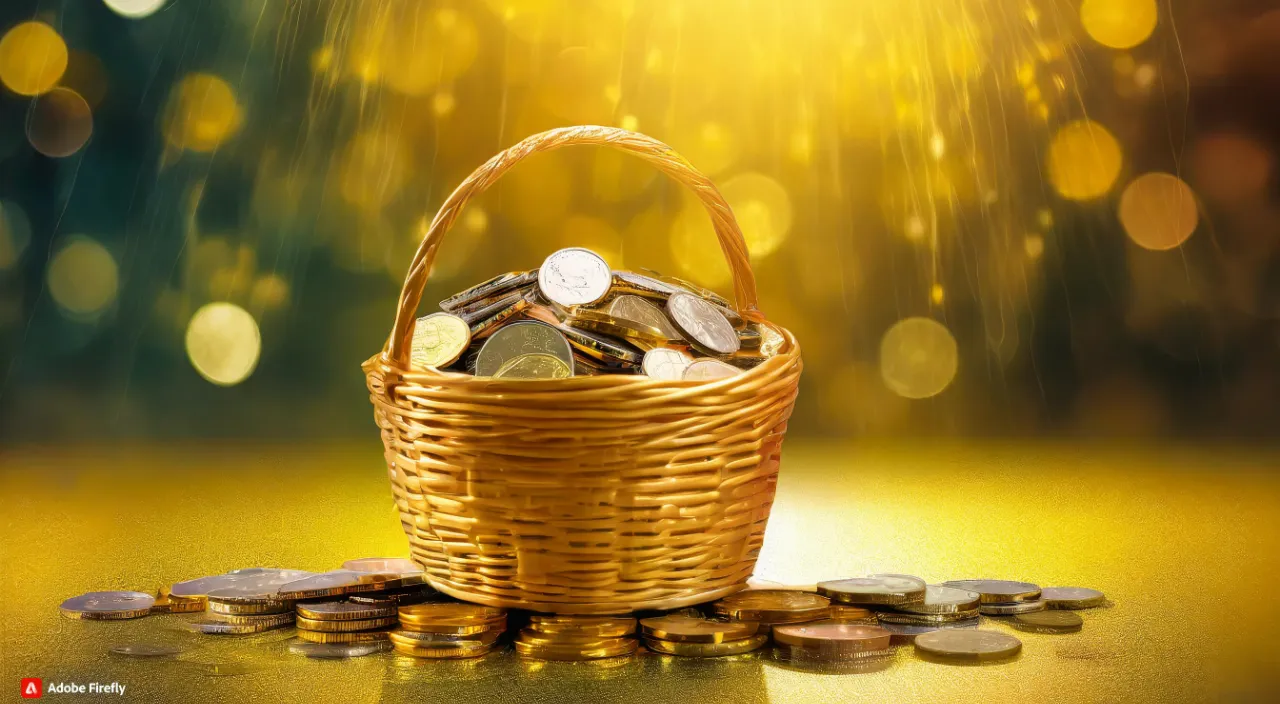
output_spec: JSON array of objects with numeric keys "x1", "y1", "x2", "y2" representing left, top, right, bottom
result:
[{"x1": 21, "y1": 678, "x2": 42, "y2": 698}]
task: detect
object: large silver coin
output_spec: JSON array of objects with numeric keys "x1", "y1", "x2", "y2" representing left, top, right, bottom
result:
[
  {"x1": 342, "y1": 558, "x2": 421, "y2": 575},
  {"x1": 288, "y1": 641, "x2": 392, "y2": 659},
  {"x1": 169, "y1": 569, "x2": 314, "y2": 599},
  {"x1": 1039, "y1": 587, "x2": 1107, "y2": 610},
  {"x1": 942, "y1": 579, "x2": 1041, "y2": 604},
  {"x1": 474, "y1": 321, "x2": 574, "y2": 377},
  {"x1": 978, "y1": 600, "x2": 1046, "y2": 616},
  {"x1": 896, "y1": 585, "x2": 982, "y2": 615},
  {"x1": 538, "y1": 248, "x2": 611, "y2": 306},
  {"x1": 666, "y1": 292, "x2": 739, "y2": 355},
  {"x1": 60, "y1": 591, "x2": 155, "y2": 620},
  {"x1": 914, "y1": 629, "x2": 1022, "y2": 661},
  {"x1": 817, "y1": 574, "x2": 927, "y2": 606},
  {"x1": 642, "y1": 348, "x2": 694, "y2": 380},
  {"x1": 683, "y1": 359, "x2": 742, "y2": 381}
]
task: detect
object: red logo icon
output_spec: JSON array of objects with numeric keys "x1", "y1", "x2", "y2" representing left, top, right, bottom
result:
[{"x1": 21, "y1": 678, "x2": 42, "y2": 698}]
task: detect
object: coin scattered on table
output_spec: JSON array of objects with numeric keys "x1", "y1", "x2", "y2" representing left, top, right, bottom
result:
[
  {"x1": 515, "y1": 614, "x2": 638, "y2": 661},
  {"x1": 60, "y1": 591, "x2": 155, "y2": 620},
  {"x1": 877, "y1": 609, "x2": 981, "y2": 625},
  {"x1": 817, "y1": 574, "x2": 927, "y2": 606},
  {"x1": 914, "y1": 629, "x2": 1023, "y2": 662},
  {"x1": 1012, "y1": 610, "x2": 1084, "y2": 633},
  {"x1": 187, "y1": 614, "x2": 295, "y2": 635},
  {"x1": 297, "y1": 600, "x2": 397, "y2": 621},
  {"x1": 1039, "y1": 587, "x2": 1107, "y2": 610},
  {"x1": 276, "y1": 570, "x2": 423, "y2": 600},
  {"x1": 941, "y1": 579, "x2": 1041, "y2": 604}
]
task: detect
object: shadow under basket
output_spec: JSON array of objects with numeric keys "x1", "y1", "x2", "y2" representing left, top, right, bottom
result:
[{"x1": 364, "y1": 125, "x2": 803, "y2": 614}]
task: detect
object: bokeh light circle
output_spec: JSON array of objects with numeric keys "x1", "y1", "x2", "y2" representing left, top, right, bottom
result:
[
  {"x1": 0, "y1": 22, "x2": 68, "y2": 96},
  {"x1": 721, "y1": 172, "x2": 793, "y2": 258},
  {"x1": 375, "y1": 8, "x2": 479, "y2": 96},
  {"x1": 1080, "y1": 0, "x2": 1157, "y2": 50},
  {"x1": 27, "y1": 87, "x2": 93, "y2": 157},
  {"x1": 1119, "y1": 173, "x2": 1198, "y2": 251},
  {"x1": 163, "y1": 73, "x2": 242, "y2": 152},
  {"x1": 879, "y1": 317, "x2": 959, "y2": 399},
  {"x1": 185, "y1": 302, "x2": 262, "y2": 386},
  {"x1": 104, "y1": 0, "x2": 168, "y2": 19},
  {"x1": 47, "y1": 236, "x2": 118, "y2": 317},
  {"x1": 1047, "y1": 120, "x2": 1123, "y2": 201},
  {"x1": 58, "y1": 51, "x2": 109, "y2": 108},
  {"x1": 0, "y1": 200, "x2": 32, "y2": 271},
  {"x1": 1190, "y1": 133, "x2": 1273, "y2": 204}
]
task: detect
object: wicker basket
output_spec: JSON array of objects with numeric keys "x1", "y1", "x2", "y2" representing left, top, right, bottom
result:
[{"x1": 363, "y1": 125, "x2": 802, "y2": 614}]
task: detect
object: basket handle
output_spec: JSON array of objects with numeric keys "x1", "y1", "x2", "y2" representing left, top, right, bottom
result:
[{"x1": 384, "y1": 125, "x2": 760, "y2": 367}]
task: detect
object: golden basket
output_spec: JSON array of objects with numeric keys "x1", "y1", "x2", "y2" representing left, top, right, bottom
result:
[{"x1": 363, "y1": 125, "x2": 802, "y2": 614}]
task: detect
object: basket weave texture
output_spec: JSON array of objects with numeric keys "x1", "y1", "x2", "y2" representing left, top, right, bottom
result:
[{"x1": 365, "y1": 126, "x2": 802, "y2": 614}]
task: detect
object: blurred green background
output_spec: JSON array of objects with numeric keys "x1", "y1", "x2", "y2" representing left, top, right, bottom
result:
[{"x1": 2, "y1": 0, "x2": 1278, "y2": 442}]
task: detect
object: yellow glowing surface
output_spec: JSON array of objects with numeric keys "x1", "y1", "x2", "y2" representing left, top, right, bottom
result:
[
  {"x1": 184, "y1": 302, "x2": 262, "y2": 386},
  {"x1": 1119, "y1": 173, "x2": 1198, "y2": 251},
  {"x1": 879, "y1": 316, "x2": 959, "y2": 399},
  {"x1": 538, "y1": 46, "x2": 617, "y2": 123},
  {"x1": 721, "y1": 172, "x2": 793, "y2": 258},
  {"x1": 560, "y1": 215, "x2": 623, "y2": 268},
  {"x1": 2, "y1": 444, "x2": 1278, "y2": 701},
  {"x1": 676, "y1": 122, "x2": 739, "y2": 177},
  {"x1": 0, "y1": 21, "x2": 67, "y2": 96},
  {"x1": 1047, "y1": 120, "x2": 1123, "y2": 201},
  {"x1": 1080, "y1": 0, "x2": 1158, "y2": 50},
  {"x1": 164, "y1": 74, "x2": 243, "y2": 153},
  {"x1": 47, "y1": 237, "x2": 118, "y2": 317},
  {"x1": 339, "y1": 131, "x2": 410, "y2": 208},
  {"x1": 360, "y1": 8, "x2": 478, "y2": 96},
  {"x1": 27, "y1": 87, "x2": 93, "y2": 158},
  {"x1": 104, "y1": 0, "x2": 168, "y2": 19}
]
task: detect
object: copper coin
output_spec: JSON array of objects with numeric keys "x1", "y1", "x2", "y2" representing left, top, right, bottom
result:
[
  {"x1": 772, "y1": 621, "x2": 893, "y2": 653},
  {"x1": 712, "y1": 590, "x2": 830, "y2": 623}
]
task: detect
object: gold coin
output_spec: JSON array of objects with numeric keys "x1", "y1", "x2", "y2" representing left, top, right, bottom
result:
[
  {"x1": 348, "y1": 587, "x2": 435, "y2": 607},
  {"x1": 559, "y1": 325, "x2": 644, "y2": 365},
  {"x1": 639, "y1": 615, "x2": 759, "y2": 643},
  {"x1": 683, "y1": 359, "x2": 742, "y2": 381},
  {"x1": 817, "y1": 574, "x2": 927, "y2": 606},
  {"x1": 914, "y1": 629, "x2": 1022, "y2": 661},
  {"x1": 643, "y1": 634, "x2": 767, "y2": 657},
  {"x1": 538, "y1": 248, "x2": 612, "y2": 306},
  {"x1": 206, "y1": 611, "x2": 297, "y2": 627},
  {"x1": 392, "y1": 640, "x2": 496, "y2": 659},
  {"x1": 514, "y1": 637, "x2": 637, "y2": 661},
  {"x1": 296, "y1": 627, "x2": 395, "y2": 644},
  {"x1": 606, "y1": 295, "x2": 684, "y2": 340},
  {"x1": 826, "y1": 606, "x2": 875, "y2": 621},
  {"x1": 1012, "y1": 610, "x2": 1084, "y2": 633},
  {"x1": 398, "y1": 603, "x2": 506, "y2": 626},
  {"x1": 529, "y1": 615, "x2": 637, "y2": 637},
  {"x1": 611, "y1": 272, "x2": 682, "y2": 300},
  {"x1": 666, "y1": 292, "x2": 740, "y2": 355},
  {"x1": 459, "y1": 291, "x2": 531, "y2": 338},
  {"x1": 296, "y1": 615, "x2": 398, "y2": 632},
  {"x1": 276, "y1": 570, "x2": 424, "y2": 600},
  {"x1": 772, "y1": 621, "x2": 893, "y2": 652},
  {"x1": 712, "y1": 590, "x2": 830, "y2": 623},
  {"x1": 493, "y1": 353, "x2": 573, "y2": 379},
  {"x1": 296, "y1": 600, "x2": 397, "y2": 621},
  {"x1": 398, "y1": 620, "x2": 506, "y2": 636},
  {"x1": 440, "y1": 270, "x2": 535, "y2": 312},
  {"x1": 409, "y1": 313, "x2": 471, "y2": 369},
  {"x1": 60, "y1": 591, "x2": 154, "y2": 620},
  {"x1": 150, "y1": 588, "x2": 205, "y2": 614},
  {"x1": 207, "y1": 595, "x2": 294, "y2": 616},
  {"x1": 389, "y1": 628, "x2": 502, "y2": 646},
  {"x1": 568, "y1": 314, "x2": 670, "y2": 349},
  {"x1": 475, "y1": 321, "x2": 575, "y2": 376},
  {"x1": 516, "y1": 628, "x2": 632, "y2": 648},
  {"x1": 641, "y1": 347, "x2": 694, "y2": 380}
]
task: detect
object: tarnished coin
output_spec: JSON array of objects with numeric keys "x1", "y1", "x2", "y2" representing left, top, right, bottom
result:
[
  {"x1": 297, "y1": 628, "x2": 395, "y2": 644},
  {"x1": 559, "y1": 325, "x2": 644, "y2": 365},
  {"x1": 187, "y1": 615, "x2": 294, "y2": 634},
  {"x1": 296, "y1": 600, "x2": 397, "y2": 621},
  {"x1": 641, "y1": 348, "x2": 694, "y2": 380},
  {"x1": 639, "y1": 615, "x2": 759, "y2": 644},
  {"x1": 110, "y1": 642, "x2": 181, "y2": 657},
  {"x1": 399, "y1": 603, "x2": 506, "y2": 627},
  {"x1": 296, "y1": 615, "x2": 398, "y2": 632},
  {"x1": 169, "y1": 569, "x2": 314, "y2": 599},
  {"x1": 409, "y1": 313, "x2": 471, "y2": 369},
  {"x1": 666, "y1": 292, "x2": 739, "y2": 355},
  {"x1": 942, "y1": 580, "x2": 1041, "y2": 604},
  {"x1": 772, "y1": 622, "x2": 893, "y2": 653},
  {"x1": 1039, "y1": 587, "x2": 1107, "y2": 610},
  {"x1": 440, "y1": 270, "x2": 535, "y2": 312},
  {"x1": 896, "y1": 585, "x2": 982, "y2": 615},
  {"x1": 877, "y1": 619, "x2": 980, "y2": 644},
  {"x1": 276, "y1": 570, "x2": 423, "y2": 600},
  {"x1": 342, "y1": 557, "x2": 420, "y2": 574},
  {"x1": 644, "y1": 634, "x2": 768, "y2": 657},
  {"x1": 877, "y1": 609, "x2": 980, "y2": 625},
  {"x1": 1012, "y1": 611, "x2": 1084, "y2": 633},
  {"x1": 60, "y1": 591, "x2": 155, "y2": 620},
  {"x1": 288, "y1": 641, "x2": 391, "y2": 659},
  {"x1": 539, "y1": 248, "x2": 611, "y2": 306},
  {"x1": 475, "y1": 321, "x2": 574, "y2": 377},
  {"x1": 530, "y1": 615, "x2": 637, "y2": 638},
  {"x1": 712, "y1": 590, "x2": 830, "y2": 623},
  {"x1": 817, "y1": 574, "x2": 927, "y2": 606},
  {"x1": 914, "y1": 629, "x2": 1022, "y2": 662},
  {"x1": 979, "y1": 600, "x2": 1047, "y2": 616},
  {"x1": 494, "y1": 353, "x2": 573, "y2": 379},
  {"x1": 607, "y1": 295, "x2": 684, "y2": 340},
  {"x1": 683, "y1": 359, "x2": 742, "y2": 381}
]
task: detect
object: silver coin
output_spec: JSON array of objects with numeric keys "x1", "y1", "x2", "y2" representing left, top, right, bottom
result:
[
  {"x1": 607, "y1": 295, "x2": 684, "y2": 340},
  {"x1": 877, "y1": 618, "x2": 979, "y2": 644},
  {"x1": 186, "y1": 615, "x2": 294, "y2": 634},
  {"x1": 170, "y1": 569, "x2": 314, "y2": 599},
  {"x1": 297, "y1": 600, "x2": 397, "y2": 621},
  {"x1": 978, "y1": 600, "x2": 1047, "y2": 616},
  {"x1": 896, "y1": 585, "x2": 982, "y2": 615},
  {"x1": 110, "y1": 642, "x2": 181, "y2": 657},
  {"x1": 877, "y1": 609, "x2": 980, "y2": 625},
  {"x1": 1039, "y1": 587, "x2": 1107, "y2": 610},
  {"x1": 60, "y1": 591, "x2": 155, "y2": 620},
  {"x1": 642, "y1": 348, "x2": 694, "y2": 380},
  {"x1": 277, "y1": 570, "x2": 422, "y2": 600},
  {"x1": 612, "y1": 271, "x2": 683, "y2": 299},
  {"x1": 914, "y1": 629, "x2": 1022, "y2": 661},
  {"x1": 666, "y1": 292, "x2": 739, "y2": 355},
  {"x1": 817, "y1": 574, "x2": 927, "y2": 606},
  {"x1": 288, "y1": 641, "x2": 392, "y2": 659},
  {"x1": 683, "y1": 359, "x2": 742, "y2": 381},
  {"x1": 942, "y1": 580, "x2": 1041, "y2": 604},
  {"x1": 538, "y1": 248, "x2": 611, "y2": 306},
  {"x1": 342, "y1": 558, "x2": 421, "y2": 574},
  {"x1": 474, "y1": 321, "x2": 574, "y2": 377}
]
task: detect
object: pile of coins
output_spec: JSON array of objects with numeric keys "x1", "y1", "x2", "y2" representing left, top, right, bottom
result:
[
  {"x1": 409, "y1": 247, "x2": 785, "y2": 380},
  {"x1": 638, "y1": 613, "x2": 766, "y2": 658},
  {"x1": 392, "y1": 603, "x2": 508, "y2": 659},
  {"x1": 815, "y1": 575, "x2": 982, "y2": 643},
  {"x1": 515, "y1": 614, "x2": 639, "y2": 661},
  {"x1": 710, "y1": 589, "x2": 832, "y2": 633}
]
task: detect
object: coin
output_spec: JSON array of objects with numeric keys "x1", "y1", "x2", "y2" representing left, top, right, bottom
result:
[
  {"x1": 666, "y1": 292, "x2": 739, "y2": 355},
  {"x1": 877, "y1": 609, "x2": 981, "y2": 625},
  {"x1": 914, "y1": 629, "x2": 1022, "y2": 662},
  {"x1": 440, "y1": 271, "x2": 535, "y2": 312},
  {"x1": 169, "y1": 569, "x2": 314, "y2": 599},
  {"x1": 474, "y1": 321, "x2": 575, "y2": 377},
  {"x1": 712, "y1": 590, "x2": 830, "y2": 623},
  {"x1": 569, "y1": 316, "x2": 669, "y2": 350},
  {"x1": 393, "y1": 640, "x2": 497, "y2": 659},
  {"x1": 515, "y1": 637, "x2": 638, "y2": 661},
  {"x1": 296, "y1": 600, "x2": 397, "y2": 621},
  {"x1": 683, "y1": 359, "x2": 742, "y2": 381},
  {"x1": 530, "y1": 615, "x2": 637, "y2": 638},
  {"x1": 399, "y1": 603, "x2": 506, "y2": 627},
  {"x1": 349, "y1": 588, "x2": 435, "y2": 607},
  {"x1": 607, "y1": 295, "x2": 684, "y2": 340},
  {"x1": 342, "y1": 557, "x2": 420, "y2": 574},
  {"x1": 826, "y1": 606, "x2": 875, "y2": 621},
  {"x1": 187, "y1": 616, "x2": 294, "y2": 635},
  {"x1": 942, "y1": 580, "x2": 1041, "y2": 604},
  {"x1": 494, "y1": 353, "x2": 574, "y2": 379},
  {"x1": 895, "y1": 585, "x2": 982, "y2": 615},
  {"x1": 877, "y1": 619, "x2": 980, "y2": 644},
  {"x1": 657, "y1": 274, "x2": 733, "y2": 308},
  {"x1": 296, "y1": 615, "x2": 399, "y2": 632},
  {"x1": 60, "y1": 591, "x2": 155, "y2": 620},
  {"x1": 206, "y1": 592, "x2": 294, "y2": 616},
  {"x1": 1012, "y1": 611, "x2": 1084, "y2": 633},
  {"x1": 288, "y1": 641, "x2": 392, "y2": 659},
  {"x1": 399, "y1": 620, "x2": 506, "y2": 636},
  {"x1": 641, "y1": 348, "x2": 694, "y2": 380},
  {"x1": 644, "y1": 634, "x2": 767, "y2": 657},
  {"x1": 759, "y1": 324, "x2": 786, "y2": 356},
  {"x1": 772, "y1": 622, "x2": 893, "y2": 653},
  {"x1": 150, "y1": 588, "x2": 204, "y2": 614},
  {"x1": 389, "y1": 628, "x2": 503, "y2": 646},
  {"x1": 539, "y1": 248, "x2": 612, "y2": 306},
  {"x1": 559, "y1": 325, "x2": 644, "y2": 365},
  {"x1": 611, "y1": 272, "x2": 683, "y2": 300},
  {"x1": 638, "y1": 615, "x2": 759, "y2": 643},
  {"x1": 462, "y1": 292, "x2": 532, "y2": 338},
  {"x1": 206, "y1": 610, "x2": 297, "y2": 627},
  {"x1": 276, "y1": 570, "x2": 423, "y2": 600},
  {"x1": 296, "y1": 628, "x2": 395, "y2": 644},
  {"x1": 110, "y1": 642, "x2": 181, "y2": 657},
  {"x1": 1039, "y1": 587, "x2": 1107, "y2": 610},
  {"x1": 816, "y1": 574, "x2": 927, "y2": 606},
  {"x1": 979, "y1": 600, "x2": 1047, "y2": 616},
  {"x1": 737, "y1": 327, "x2": 762, "y2": 349},
  {"x1": 409, "y1": 313, "x2": 471, "y2": 369}
]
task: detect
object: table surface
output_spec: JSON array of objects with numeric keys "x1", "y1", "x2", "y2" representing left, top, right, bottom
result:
[{"x1": 2, "y1": 442, "x2": 1278, "y2": 703}]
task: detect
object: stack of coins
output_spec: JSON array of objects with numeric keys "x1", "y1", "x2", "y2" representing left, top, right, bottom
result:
[
  {"x1": 409, "y1": 248, "x2": 787, "y2": 381},
  {"x1": 772, "y1": 621, "x2": 894, "y2": 668},
  {"x1": 941, "y1": 579, "x2": 1047, "y2": 616},
  {"x1": 293, "y1": 599, "x2": 398, "y2": 646},
  {"x1": 392, "y1": 603, "x2": 507, "y2": 659},
  {"x1": 191, "y1": 586, "x2": 297, "y2": 635},
  {"x1": 709, "y1": 590, "x2": 831, "y2": 633},
  {"x1": 515, "y1": 614, "x2": 639, "y2": 661},
  {"x1": 639, "y1": 614, "x2": 766, "y2": 657}
]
